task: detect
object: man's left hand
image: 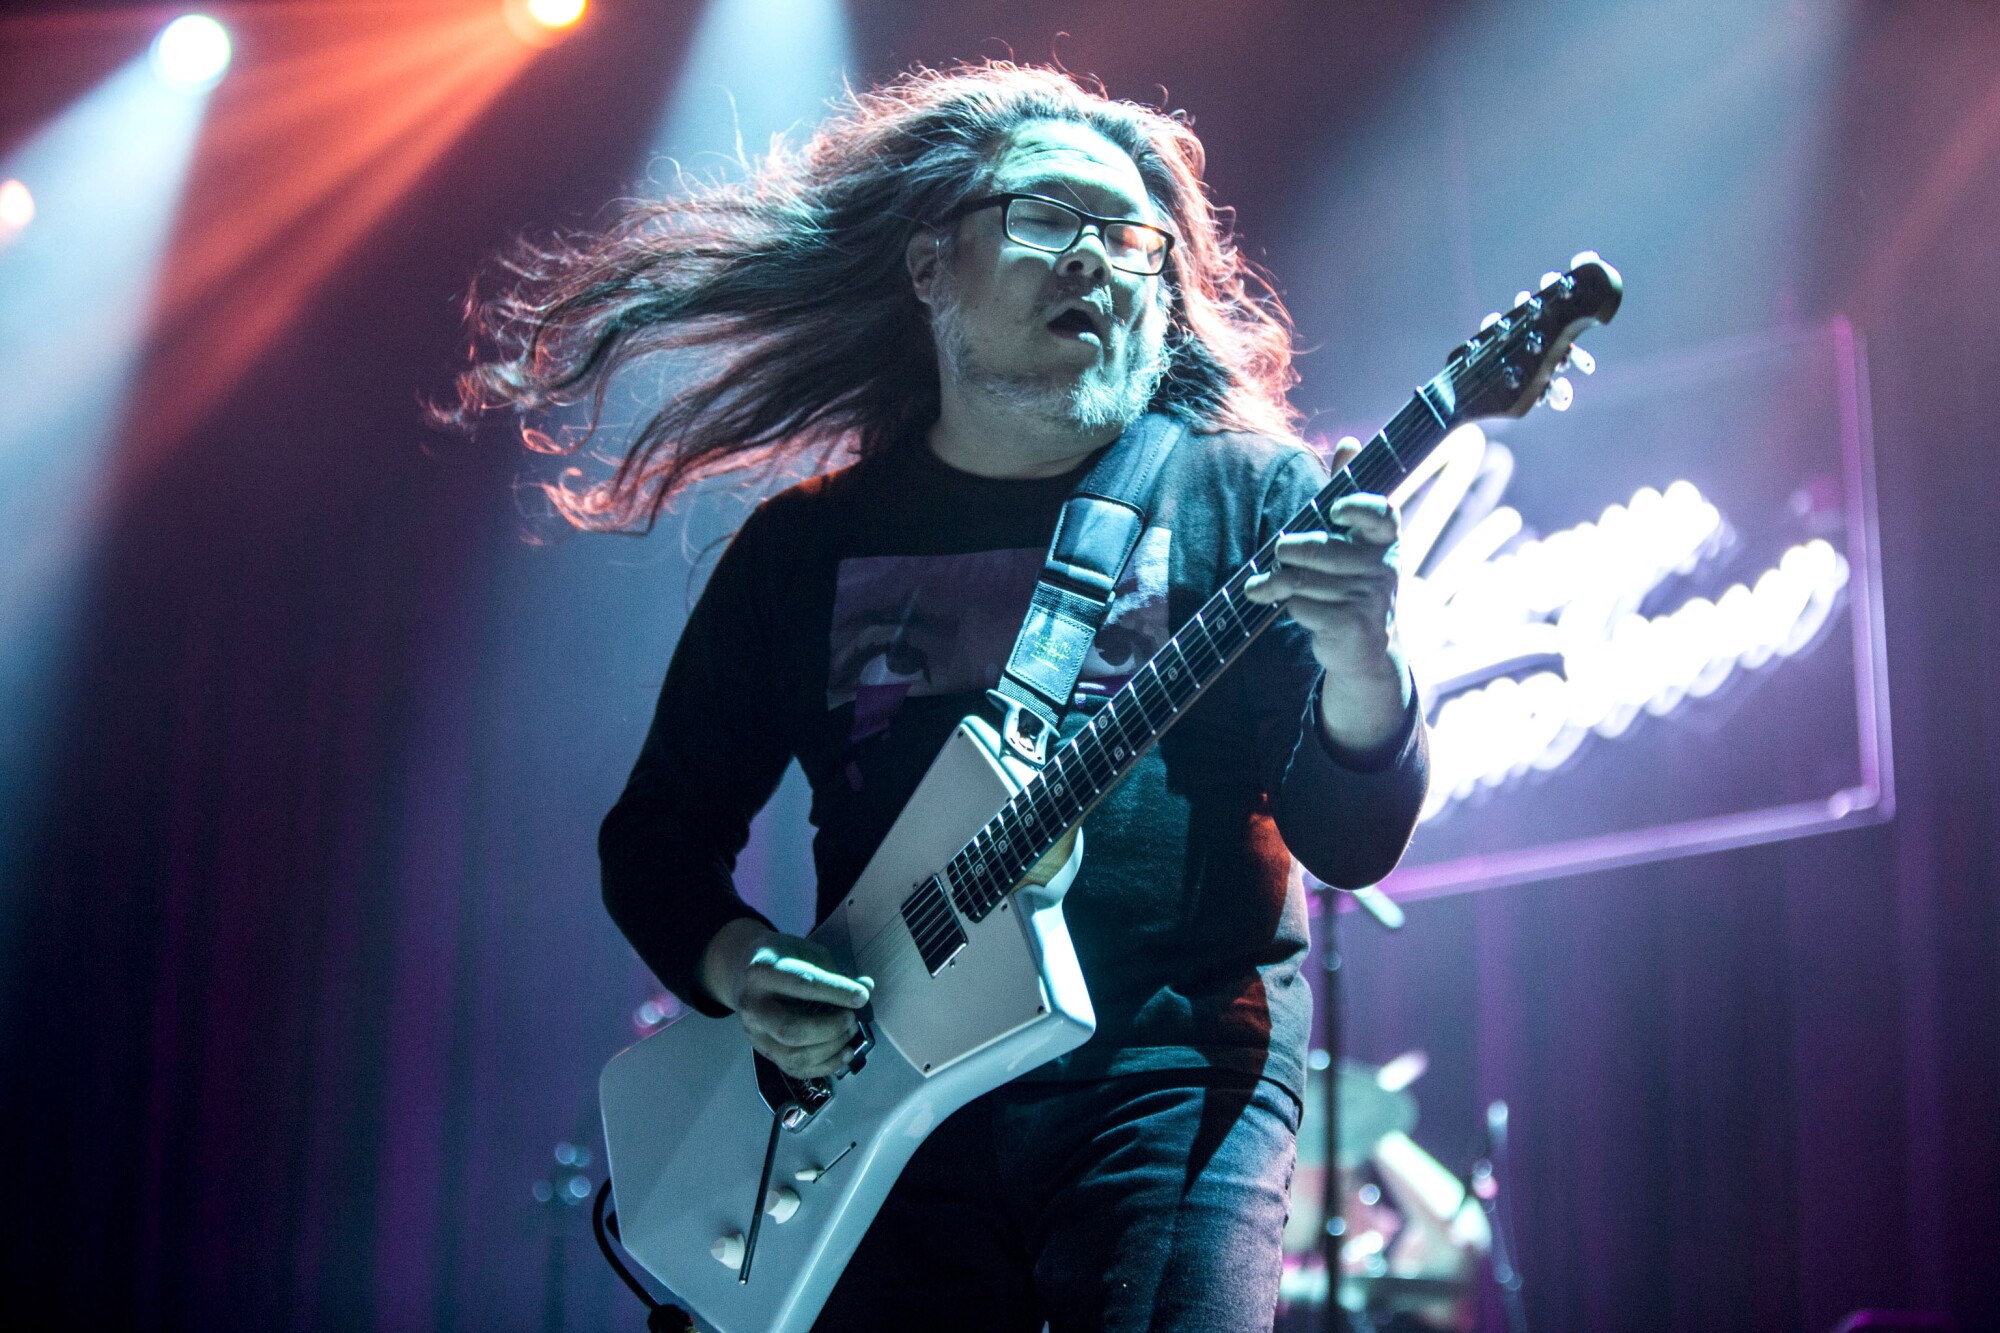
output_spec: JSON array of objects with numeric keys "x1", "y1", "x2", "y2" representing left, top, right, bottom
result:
[{"x1": 1242, "y1": 492, "x2": 1412, "y2": 755}]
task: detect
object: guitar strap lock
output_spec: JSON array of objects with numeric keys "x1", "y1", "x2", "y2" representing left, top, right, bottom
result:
[{"x1": 988, "y1": 412, "x2": 1185, "y2": 767}]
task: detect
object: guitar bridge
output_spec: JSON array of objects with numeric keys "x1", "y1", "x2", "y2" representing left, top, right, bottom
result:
[{"x1": 753, "y1": 1053, "x2": 832, "y2": 1129}]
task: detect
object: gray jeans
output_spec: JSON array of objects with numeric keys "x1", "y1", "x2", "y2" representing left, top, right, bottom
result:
[{"x1": 814, "y1": 1068, "x2": 1302, "y2": 1333}]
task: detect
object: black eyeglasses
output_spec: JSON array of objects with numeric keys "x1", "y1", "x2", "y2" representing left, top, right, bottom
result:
[{"x1": 948, "y1": 193, "x2": 1175, "y2": 276}]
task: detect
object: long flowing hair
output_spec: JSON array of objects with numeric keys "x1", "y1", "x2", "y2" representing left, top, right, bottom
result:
[{"x1": 438, "y1": 61, "x2": 1300, "y2": 532}]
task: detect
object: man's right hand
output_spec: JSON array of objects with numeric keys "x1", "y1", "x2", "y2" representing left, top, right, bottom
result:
[{"x1": 699, "y1": 918, "x2": 873, "y2": 1080}]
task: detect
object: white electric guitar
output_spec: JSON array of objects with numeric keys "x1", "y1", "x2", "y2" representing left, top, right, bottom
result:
[{"x1": 599, "y1": 255, "x2": 1624, "y2": 1332}]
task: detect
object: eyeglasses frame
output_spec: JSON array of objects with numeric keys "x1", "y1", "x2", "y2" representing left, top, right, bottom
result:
[{"x1": 944, "y1": 193, "x2": 1177, "y2": 276}]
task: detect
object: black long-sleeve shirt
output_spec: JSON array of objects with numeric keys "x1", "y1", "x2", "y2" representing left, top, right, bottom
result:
[{"x1": 600, "y1": 430, "x2": 1428, "y2": 1099}]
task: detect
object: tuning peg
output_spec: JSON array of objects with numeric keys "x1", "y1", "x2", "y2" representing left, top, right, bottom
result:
[
  {"x1": 1540, "y1": 270, "x2": 1562, "y2": 289},
  {"x1": 1480, "y1": 311, "x2": 1503, "y2": 331},
  {"x1": 1542, "y1": 376, "x2": 1575, "y2": 411},
  {"x1": 1514, "y1": 290, "x2": 1532, "y2": 306},
  {"x1": 1570, "y1": 249, "x2": 1602, "y2": 269},
  {"x1": 1564, "y1": 344, "x2": 1596, "y2": 376}
]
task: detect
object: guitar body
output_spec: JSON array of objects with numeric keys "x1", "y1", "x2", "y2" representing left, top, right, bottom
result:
[{"x1": 599, "y1": 713, "x2": 1096, "y2": 1333}]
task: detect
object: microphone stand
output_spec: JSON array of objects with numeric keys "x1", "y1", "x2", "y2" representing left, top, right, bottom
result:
[
  {"x1": 1311, "y1": 881, "x2": 1405, "y2": 1333},
  {"x1": 1444, "y1": 1100, "x2": 1528, "y2": 1333},
  {"x1": 1478, "y1": 1101, "x2": 1530, "y2": 1333}
]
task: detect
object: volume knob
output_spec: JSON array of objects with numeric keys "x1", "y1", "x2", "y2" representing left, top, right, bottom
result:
[
  {"x1": 712, "y1": 1233, "x2": 745, "y2": 1267},
  {"x1": 764, "y1": 1187, "x2": 801, "y2": 1224}
]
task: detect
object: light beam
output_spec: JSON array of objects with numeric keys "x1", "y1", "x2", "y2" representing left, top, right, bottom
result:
[
  {"x1": 0, "y1": 54, "x2": 210, "y2": 870},
  {"x1": 649, "y1": 0, "x2": 853, "y2": 173},
  {"x1": 119, "y1": 3, "x2": 541, "y2": 472}
]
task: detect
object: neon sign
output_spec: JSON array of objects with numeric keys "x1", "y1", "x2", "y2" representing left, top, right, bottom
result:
[{"x1": 1387, "y1": 426, "x2": 1850, "y2": 823}]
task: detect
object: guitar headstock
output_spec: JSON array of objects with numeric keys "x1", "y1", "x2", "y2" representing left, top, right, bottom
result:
[{"x1": 1446, "y1": 252, "x2": 1623, "y2": 422}]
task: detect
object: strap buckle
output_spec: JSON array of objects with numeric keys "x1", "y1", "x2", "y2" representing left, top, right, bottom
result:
[{"x1": 987, "y1": 687, "x2": 1054, "y2": 767}]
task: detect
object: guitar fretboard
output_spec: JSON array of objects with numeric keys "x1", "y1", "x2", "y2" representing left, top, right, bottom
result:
[{"x1": 942, "y1": 374, "x2": 1463, "y2": 924}]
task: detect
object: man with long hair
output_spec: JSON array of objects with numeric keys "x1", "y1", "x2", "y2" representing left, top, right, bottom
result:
[{"x1": 449, "y1": 61, "x2": 1426, "y2": 1331}]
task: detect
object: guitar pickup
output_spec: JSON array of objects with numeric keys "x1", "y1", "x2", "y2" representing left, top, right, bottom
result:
[{"x1": 899, "y1": 876, "x2": 968, "y2": 975}]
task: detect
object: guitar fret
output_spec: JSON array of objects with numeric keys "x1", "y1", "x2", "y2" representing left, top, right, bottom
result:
[
  {"x1": 1133, "y1": 675, "x2": 1161, "y2": 721},
  {"x1": 1023, "y1": 790, "x2": 1057, "y2": 846},
  {"x1": 1105, "y1": 706, "x2": 1141, "y2": 758},
  {"x1": 1178, "y1": 631, "x2": 1218, "y2": 676},
  {"x1": 967, "y1": 866, "x2": 998, "y2": 915},
  {"x1": 1377, "y1": 426, "x2": 1405, "y2": 471},
  {"x1": 1212, "y1": 597, "x2": 1245, "y2": 639},
  {"x1": 970, "y1": 833, "x2": 994, "y2": 880},
  {"x1": 1078, "y1": 739, "x2": 1114, "y2": 784},
  {"x1": 1046, "y1": 749, "x2": 1078, "y2": 800},
  {"x1": 1125, "y1": 686, "x2": 1158, "y2": 731},
  {"x1": 944, "y1": 859, "x2": 974, "y2": 916},
  {"x1": 1045, "y1": 754, "x2": 1083, "y2": 809}
]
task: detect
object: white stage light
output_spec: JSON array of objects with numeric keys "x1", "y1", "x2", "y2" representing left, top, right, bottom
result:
[
  {"x1": 528, "y1": 0, "x2": 587, "y2": 27},
  {"x1": 504, "y1": 0, "x2": 587, "y2": 44},
  {"x1": 0, "y1": 179, "x2": 33, "y2": 236},
  {"x1": 151, "y1": 15, "x2": 232, "y2": 93}
]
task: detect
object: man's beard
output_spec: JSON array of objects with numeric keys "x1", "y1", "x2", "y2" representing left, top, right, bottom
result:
[{"x1": 931, "y1": 275, "x2": 1170, "y2": 435}]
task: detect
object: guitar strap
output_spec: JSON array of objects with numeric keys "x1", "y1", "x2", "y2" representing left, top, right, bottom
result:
[{"x1": 988, "y1": 411, "x2": 1187, "y2": 767}]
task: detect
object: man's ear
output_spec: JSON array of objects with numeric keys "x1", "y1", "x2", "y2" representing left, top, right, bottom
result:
[{"x1": 905, "y1": 228, "x2": 942, "y2": 311}]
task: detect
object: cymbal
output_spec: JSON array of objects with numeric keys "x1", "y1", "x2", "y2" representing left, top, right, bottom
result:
[{"x1": 1296, "y1": 1057, "x2": 1418, "y2": 1167}]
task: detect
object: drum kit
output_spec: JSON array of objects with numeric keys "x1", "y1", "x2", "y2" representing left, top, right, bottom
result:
[
  {"x1": 1276, "y1": 1051, "x2": 1489, "y2": 1333},
  {"x1": 1286, "y1": 880, "x2": 1528, "y2": 1333}
]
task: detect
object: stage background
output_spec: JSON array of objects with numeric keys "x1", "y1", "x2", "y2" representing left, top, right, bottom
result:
[{"x1": 2, "y1": 1, "x2": 1995, "y2": 1330}]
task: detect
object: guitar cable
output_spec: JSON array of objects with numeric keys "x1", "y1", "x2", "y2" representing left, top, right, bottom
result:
[{"x1": 593, "y1": 1177, "x2": 696, "y2": 1332}]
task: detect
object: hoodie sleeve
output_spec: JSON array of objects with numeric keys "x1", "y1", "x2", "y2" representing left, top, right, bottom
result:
[
  {"x1": 597, "y1": 503, "x2": 791, "y2": 1015},
  {"x1": 1243, "y1": 446, "x2": 1430, "y2": 889}
]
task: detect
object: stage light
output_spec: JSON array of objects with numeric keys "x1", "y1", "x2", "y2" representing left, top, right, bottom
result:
[
  {"x1": 0, "y1": 179, "x2": 32, "y2": 238},
  {"x1": 151, "y1": 15, "x2": 232, "y2": 92},
  {"x1": 503, "y1": 0, "x2": 586, "y2": 45},
  {"x1": 528, "y1": 0, "x2": 586, "y2": 28}
]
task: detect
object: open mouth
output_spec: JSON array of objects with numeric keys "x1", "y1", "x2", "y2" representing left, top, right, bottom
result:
[{"x1": 1046, "y1": 308, "x2": 1103, "y2": 342}]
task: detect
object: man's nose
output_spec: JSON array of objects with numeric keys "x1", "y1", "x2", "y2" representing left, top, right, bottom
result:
[{"x1": 1058, "y1": 227, "x2": 1111, "y2": 280}]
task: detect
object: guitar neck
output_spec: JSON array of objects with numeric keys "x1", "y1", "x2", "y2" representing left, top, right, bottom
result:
[{"x1": 941, "y1": 378, "x2": 1462, "y2": 924}]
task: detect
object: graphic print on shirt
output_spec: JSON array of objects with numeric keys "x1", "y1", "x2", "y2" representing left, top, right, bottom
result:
[{"x1": 827, "y1": 528, "x2": 1171, "y2": 745}]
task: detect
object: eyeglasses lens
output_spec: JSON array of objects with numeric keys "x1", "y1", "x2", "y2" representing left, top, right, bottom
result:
[{"x1": 1003, "y1": 199, "x2": 1167, "y2": 275}]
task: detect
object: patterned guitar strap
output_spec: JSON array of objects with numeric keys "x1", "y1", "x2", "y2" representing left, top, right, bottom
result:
[{"x1": 988, "y1": 411, "x2": 1188, "y2": 767}]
